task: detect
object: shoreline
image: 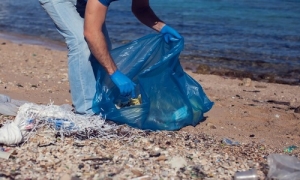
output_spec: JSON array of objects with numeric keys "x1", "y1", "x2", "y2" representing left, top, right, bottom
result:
[
  {"x1": 0, "y1": 31, "x2": 299, "y2": 86},
  {"x1": 0, "y1": 31, "x2": 67, "y2": 52},
  {"x1": 182, "y1": 58, "x2": 300, "y2": 86}
]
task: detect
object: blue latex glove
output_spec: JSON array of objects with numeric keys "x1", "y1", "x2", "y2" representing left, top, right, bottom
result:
[
  {"x1": 110, "y1": 70, "x2": 136, "y2": 97},
  {"x1": 160, "y1": 25, "x2": 182, "y2": 43}
]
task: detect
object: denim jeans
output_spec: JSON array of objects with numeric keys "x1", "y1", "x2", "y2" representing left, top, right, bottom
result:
[{"x1": 39, "y1": 0, "x2": 112, "y2": 114}]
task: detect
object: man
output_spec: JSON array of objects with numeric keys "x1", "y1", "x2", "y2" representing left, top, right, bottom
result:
[{"x1": 39, "y1": 0, "x2": 182, "y2": 114}]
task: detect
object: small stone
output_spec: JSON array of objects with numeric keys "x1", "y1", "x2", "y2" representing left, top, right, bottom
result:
[
  {"x1": 131, "y1": 169, "x2": 143, "y2": 177},
  {"x1": 200, "y1": 159, "x2": 208, "y2": 165},
  {"x1": 60, "y1": 173, "x2": 72, "y2": 180},
  {"x1": 161, "y1": 171, "x2": 168, "y2": 177},
  {"x1": 295, "y1": 106, "x2": 300, "y2": 113},
  {"x1": 169, "y1": 156, "x2": 187, "y2": 171},
  {"x1": 149, "y1": 151, "x2": 160, "y2": 157},
  {"x1": 206, "y1": 123, "x2": 217, "y2": 129},
  {"x1": 156, "y1": 155, "x2": 167, "y2": 161},
  {"x1": 217, "y1": 167, "x2": 224, "y2": 174},
  {"x1": 196, "y1": 64, "x2": 210, "y2": 74},
  {"x1": 78, "y1": 164, "x2": 84, "y2": 169},
  {"x1": 16, "y1": 83, "x2": 23, "y2": 87}
]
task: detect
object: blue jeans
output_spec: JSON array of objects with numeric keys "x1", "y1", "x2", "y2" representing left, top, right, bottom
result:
[{"x1": 39, "y1": 0, "x2": 112, "y2": 114}]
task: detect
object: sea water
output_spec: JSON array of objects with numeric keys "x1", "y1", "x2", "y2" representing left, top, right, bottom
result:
[{"x1": 0, "y1": 0, "x2": 299, "y2": 84}]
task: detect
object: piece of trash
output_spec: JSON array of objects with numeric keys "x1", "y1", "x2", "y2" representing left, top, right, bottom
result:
[
  {"x1": 130, "y1": 94, "x2": 142, "y2": 106},
  {"x1": 0, "y1": 147, "x2": 14, "y2": 159},
  {"x1": 266, "y1": 100, "x2": 290, "y2": 106},
  {"x1": 25, "y1": 119, "x2": 35, "y2": 130},
  {"x1": 172, "y1": 106, "x2": 188, "y2": 120},
  {"x1": 38, "y1": 142, "x2": 55, "y2": 147},
  {"x1": 168, "y1": 156, "x2": 187, "y2": 171},
  {"x1": 222, "y1": 138, "x2": 239, "y2": 146},
  {"x1": 234, "y1": 168, "x2": 258, "y2": 180},
  {"x1": 0, "y1": 151, "x2": 12, "y2": 159},
  {"x1": 284, "y1": 145, "x2": 298, "y2": 153},
  {"x1": 47, "y1": 118, "x2": 77, "y2": 131},
  {"x1": 115, "y1": 94, "x2": 142, "y2": 109},
  {"x1": 267, "y1": 154, "x2": 300, "y2": 180}
]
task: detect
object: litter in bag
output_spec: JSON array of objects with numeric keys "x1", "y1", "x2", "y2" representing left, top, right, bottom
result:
[{"x1": 92, "y1": 34, "x2": 213, "y2": 131}]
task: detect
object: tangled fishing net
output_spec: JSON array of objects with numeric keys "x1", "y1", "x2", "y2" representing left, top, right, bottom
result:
[{"x1": 0, "y1": 102, "x2": 120, "y2": 145}]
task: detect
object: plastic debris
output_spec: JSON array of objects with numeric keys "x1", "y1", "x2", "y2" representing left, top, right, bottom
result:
[
  {"x1": 0, "y1": 94, "x2": 29, "y2": 116},
  {"x1": 0, "y1": 147, "x2": 14, "y2": 159},
  {"x1": 284, "y1": 145, "x2": 297, "y2": 153},
  {"x1": 267, "y1": 154, "x2": 300, "y2": 180},
  {"x1": 222, "y1": 138, "x2": 240, "y2": 146},
  {"x1": 168, "y1": 156, "x2": 187, "y2": 171},
  {"x1": 234, "y1": 168, "x2": 258, "y2": 180},
  {"x1": 47, "y1": 118, "x2": 77, "y2": 131},
  {"x1": 0, "y1": 103, "x2": 118, "y2": 145},
  {"x1": 115, "y1": 94, "x2": 142, "y2": 109}
]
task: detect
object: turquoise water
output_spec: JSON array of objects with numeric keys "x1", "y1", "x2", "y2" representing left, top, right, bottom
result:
[{"x1": 0, "y1": 0, "x2": 299, "y2": 84}]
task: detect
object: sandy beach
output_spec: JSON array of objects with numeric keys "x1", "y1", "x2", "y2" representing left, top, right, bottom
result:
[{"x1": 1, "y1": 36, "x2": 300, "y2": 179}]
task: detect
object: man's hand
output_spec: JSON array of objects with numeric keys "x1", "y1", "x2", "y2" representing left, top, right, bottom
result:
[
  {"x1": 160, "y1": 25, "x2": 182, "y2": 43},
  {"x1": 110, "y1": 70, "x2": 136, "y2": 97}
]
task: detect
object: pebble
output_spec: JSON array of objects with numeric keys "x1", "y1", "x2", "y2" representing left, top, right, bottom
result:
[
  {"x1": 0, "y1": 118, "x2": 289, "y2": 180},
  {"x1": 242, "y1": 78, "x2": 252, "y2": 87},
  {"x1": 156, "y1": 155, "x2": 167, "y2": 161},
  {"x1": 131, "y1": 169, "x2": 143, "y2": 177},
  {"x1": 295, "y1": 106, "x2": 300, "y2": 113}
]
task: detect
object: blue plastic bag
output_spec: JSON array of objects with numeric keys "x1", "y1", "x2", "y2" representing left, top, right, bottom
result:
[{"x1": 92, "y1": 34, "x2": 213, "y2": 131}]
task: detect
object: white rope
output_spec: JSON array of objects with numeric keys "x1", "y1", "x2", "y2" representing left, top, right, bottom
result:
[{"x1": 0, "y1": 102, "x2": 119, "y2": 145}]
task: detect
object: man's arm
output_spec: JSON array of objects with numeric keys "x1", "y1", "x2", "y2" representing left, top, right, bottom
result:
[
  {"x1": 84, "y1": 0, "x2": 116, "y2": 75},
  {"x1": 131, "y1": 0, "x2": 165, "y2": 32},
  {"x1": 132, "y1": 0, "x2": 182, "y2": 42},
  {"x1": 84, "y1": 0, "x2": 135, "y2": 97}
]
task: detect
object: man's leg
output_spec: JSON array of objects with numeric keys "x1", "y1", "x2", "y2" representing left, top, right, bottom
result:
[{"x1": 39, "y1": 0, "x2": 111, "y2": 114}]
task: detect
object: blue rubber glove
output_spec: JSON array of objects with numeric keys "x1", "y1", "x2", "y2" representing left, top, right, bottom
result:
[
  {"x1": 110, "y1": 70, "x2": 136, "y2": 97},
  {"x1": 160, "y1": 25, "x2": 182, "y2": 43}
]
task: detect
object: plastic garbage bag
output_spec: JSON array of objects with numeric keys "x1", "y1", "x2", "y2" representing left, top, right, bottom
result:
[
  {"x1": 0, "y1": 103, "x2": 19, "y2": 116},
  {"x1": 0, "y1": 94, "x2": 11, "y2": 103},
  {"x1": 267, "y1": 154, "x2": 300, "y2": 180},
  {"x1": 0, "y1": 94, "x2": 29, "y2": 116},
  {"x1": 92, "y1": 34, "x2": 213, "y2": 131}
]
